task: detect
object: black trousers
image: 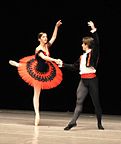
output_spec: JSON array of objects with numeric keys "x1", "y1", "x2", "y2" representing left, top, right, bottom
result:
[{"x1": 69, "y1": 77, "x2": 102, "y2": 125}]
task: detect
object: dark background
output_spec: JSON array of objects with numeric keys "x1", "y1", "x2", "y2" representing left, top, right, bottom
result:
[{"x1": 0, "y1": 0, "x2": 121, "y2": 115}]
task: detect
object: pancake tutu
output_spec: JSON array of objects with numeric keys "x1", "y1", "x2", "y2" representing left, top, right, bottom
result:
[{"x1": 17, "y1": 55, "x2": 63, "y2": 89}]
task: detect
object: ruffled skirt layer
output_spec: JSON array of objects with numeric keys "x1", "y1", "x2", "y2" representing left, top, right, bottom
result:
[{"x1": 17, "y1": 55, "x2": 63, "y2": 89}]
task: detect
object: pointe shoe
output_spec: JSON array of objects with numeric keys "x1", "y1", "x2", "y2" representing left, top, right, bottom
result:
[
  {"x1": 35, "y1": 115, "x2": 40, "y2": 126},
  {"x1": 9, "y1": 60, "x2": 19, "y2": 67},
  {"x1": 64, "y1": 123, "x2": 77, "y2": 130}
]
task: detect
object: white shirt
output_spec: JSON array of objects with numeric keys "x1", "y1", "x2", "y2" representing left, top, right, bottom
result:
[{"x1": 79, "y1": 49, "x2": 96, "y2": 74}]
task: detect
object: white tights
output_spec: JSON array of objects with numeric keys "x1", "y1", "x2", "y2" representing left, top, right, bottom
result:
[{"x1": 9, "y1": 59, "x2": 41, "y2": 126}]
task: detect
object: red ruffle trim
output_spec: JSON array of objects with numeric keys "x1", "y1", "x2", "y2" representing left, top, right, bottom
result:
[{"x1": 17, "y1": 55, "x2": 63, "y2": 89}]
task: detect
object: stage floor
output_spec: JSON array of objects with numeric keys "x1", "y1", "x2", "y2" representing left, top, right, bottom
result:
[{"x1": 0, "y1": 109, "x2": 121, "y2": 144}]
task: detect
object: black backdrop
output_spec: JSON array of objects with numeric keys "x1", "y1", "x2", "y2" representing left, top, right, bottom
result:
[{"x1": 0, "y1": 0, "x2": 121, "y2": 115}]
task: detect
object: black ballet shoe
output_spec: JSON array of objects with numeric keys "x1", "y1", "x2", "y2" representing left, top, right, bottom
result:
[
  {"x1": 64, "y1": 123, "x2": 77, "y2": 130},
  {"x1": 98, "y1": 124, "x2": 104, "y2": 130}
]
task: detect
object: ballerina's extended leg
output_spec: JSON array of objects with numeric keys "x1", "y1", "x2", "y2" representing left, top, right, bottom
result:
[{"x1": 9, "y1": 60, "x2": 19, "y2": 67}]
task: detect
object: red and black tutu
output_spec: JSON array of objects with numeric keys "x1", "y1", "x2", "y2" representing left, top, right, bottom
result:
[{"x1": 17, "y1": 55, "x2": 63, "y2": 89}]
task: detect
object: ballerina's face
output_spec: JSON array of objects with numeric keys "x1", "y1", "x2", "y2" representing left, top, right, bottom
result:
[{"x1": 39, "y1": 33, "x2": 48, "y2": 44}]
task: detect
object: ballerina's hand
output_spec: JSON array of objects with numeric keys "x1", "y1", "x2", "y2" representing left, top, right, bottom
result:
[
  {"x1": 57, "y1": 59, "x2": 63, "y2": 67},
  {"x1": 56, "y1": 20, "x2": 62, "y2": 27}
]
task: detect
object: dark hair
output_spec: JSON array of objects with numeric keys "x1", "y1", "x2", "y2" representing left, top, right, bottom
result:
[{"x1": 37, "y1": 32, "x2": 45, "y2": 39}]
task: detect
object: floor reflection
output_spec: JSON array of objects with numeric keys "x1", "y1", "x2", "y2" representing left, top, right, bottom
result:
[{"x1": 32, "y1": 126, "x2": 39, "y2": 144}]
